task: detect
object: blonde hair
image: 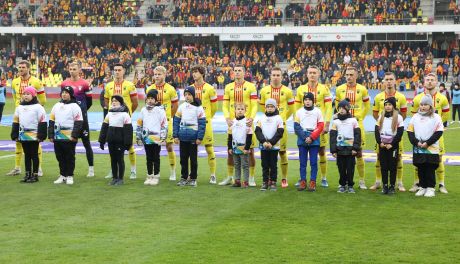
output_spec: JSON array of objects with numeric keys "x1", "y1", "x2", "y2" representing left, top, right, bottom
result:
[
  {"x1": 154, "y1": 66, "x2": 167, "y2": 74},
  {"x1": 68, "y1": 61, "x2": 81, "y2": 68}
]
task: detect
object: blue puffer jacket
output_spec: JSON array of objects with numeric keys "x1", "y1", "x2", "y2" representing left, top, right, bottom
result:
[
  {"x1": 294, "y1": 122, "x2": 320, "y2": 147},
  {"x1": 173, "y1": 100, "x2": 206, "y2": 142}
]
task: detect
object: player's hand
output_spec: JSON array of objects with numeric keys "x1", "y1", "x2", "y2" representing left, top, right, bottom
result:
[
  {"x1": 226, "y1": 118, "x2": 233, "y2": 127},
  {"x1": 305, "y1": 137, "x2": 312, "y2": 144},
  {"x1": 228, "y1": 149, "x2": 233, "y2": 155},
  {"x1": 322, "y1": 124, "x2": 329, "y2": 134},
  {"x1": 351, "y1": 150, "x2": 357, "y2": 156},
  {"x1": 380, "y1": 143, "x2": 386, "y2": 148},
  {"x1": 246, "y1": 118, "x2": 253, "y2": 127},
  {"x1": 421, "y1": 142, "x2": 428, "y2": 149},
  {"x1": 196, "y1": 139, "x2": 201, "y2": 145},
  {"x1": 174, "y1": 138, "x2": 179, "y2": 144},
  {"x1": 385, "y1": 144, "x2": 392, "y2": 150},
  {"x1": 332, "y1": 153, "x2": 337, "y2": 158}
]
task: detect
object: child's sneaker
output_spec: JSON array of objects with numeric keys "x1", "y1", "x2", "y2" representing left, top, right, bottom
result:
[
  {"x1": 424, "y1": 187, "x2": 436, "y2": 197},
  {"x1": 151, "y1": 174, "x2": 160, "y2": 185},
  {"x1": 248, "y1": 176, "x2": 256, "y2": 187},
  {"x1": 281, "y1": 178, "x2": 288, "y2": 188},
  {"x1": 232, "y1": 179, "x2": 241, "y2": 187},
  {"x1": 54, "y1": 175, "x2": 66, "y2": 184},
  {"x1": 347, "y1": 186, "x2": 356, "y2": 194},
  {"x1": 382, "y1": 184, "x2": 389, "y2": 195},
  {"x1": 308, "y1": 180, "x2": 316, "y2": 192},
  {"x1": 114, "y1": 179, "x2": 124, "y2": 185},
  {"x1": 37, "y1": 168, "x2": 43, "y2": 177},
  {"x1": 66, "y1": 176, "x2": 74, "y2": 185},
  {"x1": 269, "y1": 182, "x2": 277, "y2": 191},
  {"x1": 321, "y1": 178, "x2": 329, "y2": 187},
  {"x1": 242, "y1": 181, "x2": 249, "y2": 188},
  {"x1": 297, "y1": 180, "x2": 307, "y2": 191},
  {"x1": 108, "y1": 179, "x2": 117, "y2": 185},
  {"x1": 144, "y1": 175, "x2": 154, "y2": 185},
  {"x1": 337, "y1": 185, "x2": 346, "y2": 193},
  {"x1": 177, "y1": 178, "x2": 187, "y2": 186},
  {"x1": 260, "y1": 182, "x2": 269, "y2": 191},
  {"x1": 188, "y1": 179, "x2": 197, "y2": 187},
  {"x1": 388, "y1": 185, "x2": 396, "y2": 195},
  {"x1": 358, "y1": 180, "x2": 367, "y2": 190},
  {"x1": 415, "y1": 188, "x2": 426, "y2": 197}
]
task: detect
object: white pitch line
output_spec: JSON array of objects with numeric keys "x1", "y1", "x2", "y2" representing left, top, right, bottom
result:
[{"x1": 0, "y1": 154, "x2": 15, "y2": 159}]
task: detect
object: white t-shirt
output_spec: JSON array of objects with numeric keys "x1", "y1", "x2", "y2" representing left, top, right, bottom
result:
[
  {"x1": 138, "y1": 106, "x2": 167, "y2": 144},
  {"x1": 256, "y1": 114, "x2": 284, "y2": 149},
  {"x1": 295, "y1": 107, "x2": 324, "y2": 130},
  {"x1": 13, "y1": 103, "x2": 47, "y2": 141},
  {"x1": 50, "y1": 102, "x2": 83, "y2": 140},
  {"x1": 331, "y1": 117, "x2": 359, "y2": 147},
  {"x1": 407, "y1": 113, "x2": 443, "y2": 154},
  {"x1": 176, "y1": 102, "x2": 206, "y2": 130},
  {"x1": 377, "y1": 114, "x2": 404, "y2": 143}
]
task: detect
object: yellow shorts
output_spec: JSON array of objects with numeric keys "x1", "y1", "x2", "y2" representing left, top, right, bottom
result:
[
  {"x1": 202, "y1": 121, "x2": 214, "y2": 146},
  {"x1": 320, "y1": 133, "x2": 329, "y2": 148},
  {"x1": 166, "y1": 119, "x2": 174, "y2": 144}
]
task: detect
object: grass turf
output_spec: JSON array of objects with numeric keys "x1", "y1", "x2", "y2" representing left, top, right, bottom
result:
[{"x1": 0, "y1": 99, "x2": 459, "y2": 263}]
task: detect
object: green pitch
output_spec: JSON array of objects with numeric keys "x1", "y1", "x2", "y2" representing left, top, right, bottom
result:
[{"x1": 0, "y1": 99, "x2": 459, "y2": 263}]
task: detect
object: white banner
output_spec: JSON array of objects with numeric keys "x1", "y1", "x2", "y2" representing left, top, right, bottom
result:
[
  {"x1": 302, "y1": 33, "x2": 362, "y2": 42},
  {"x1": 220, "y1": 34, "x2": 275, "y2": 41}
]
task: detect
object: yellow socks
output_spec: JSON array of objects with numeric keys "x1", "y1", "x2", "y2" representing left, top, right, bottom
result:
[
  {"x1": 375, "y1": 159, "x2": 382, "y2": 182},
  {"x1": 280, "y1": 152, "x2": 288, "y2": 179},
  {"x1": 436, "y1": 160, "x2": 445, "y2": 185},
  {"x1": 319, "y1": 154, "x2": 327, "y2": 180},
  {"x1": 227, "y1": 164, "x2": 234, "y2": 177},
  {"x1": 396, "y1": 158, "x2": 403, "y2": 183},
  {"x1": 205, "y1": 145, "x2": 216, "y2": 176},
  {"x1": 15, "y1": 141, "x2": 23, "y2": 169},
  {"x1": 129, "y1": 145, "x2": 136, "y2": 168},
  {"x1": 168, "y1": 150, "x2": 176, "y2": 171},
  {"x1": 356, "y1": 156, "x2": 365, "y2": 181}
]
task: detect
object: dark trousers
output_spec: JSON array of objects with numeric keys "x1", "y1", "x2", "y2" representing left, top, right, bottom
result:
[
  {"x1": 337, "y1": 155, "x2": 355, "y2": 187},
  {"x1": 81, "y1": 111, "x2": 94, "y2": 166},
  {"x1": 180, "y1": 141, "x2": 198, "y2": 179},
  {"x1": 109, "y1": 143, "x2": 126, "y2": 180},
  {"x1": 453, "y1": 104, "x2": 460, "y2": 121},
  {"x1": 416, "y1": 163, "x2": 439, "y2": 188},
  {"x1": 144, "y1": 144, "x2": 161, "y2": 175},
  {"x1": 54, "y1": 141, "x2": 77, "y2": 177},
  {"x1": 0, "y1": 103, "x2": 4, "y2": 122},
  {"x1": 261, "y1": 149, "x2": 279, "y2": 183},
  {"x1": 21, "y1": 141, "x2": 39, "y2": 174},
  {"x1": 379, "y1": 147, "x2": 398, "y2": 186}
]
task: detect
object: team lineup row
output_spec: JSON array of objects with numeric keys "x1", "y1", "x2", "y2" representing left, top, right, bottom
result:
[{"x1": 6, "y1": 61, "x2": 450, "y2": 197}]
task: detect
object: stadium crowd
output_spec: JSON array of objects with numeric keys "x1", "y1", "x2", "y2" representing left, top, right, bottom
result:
[
  {"x1": 148, "y1": 0, "x2": 282, "y2": 27},
  {"x1": 3, "y1": 38, "x2": 460, "y2": 93},
  {"x1": 11, "y1": 0, "x2": 143, "y2": 27},
  {"x1": 285, "y1": 0, "x2": 424, "y2": 26}
]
